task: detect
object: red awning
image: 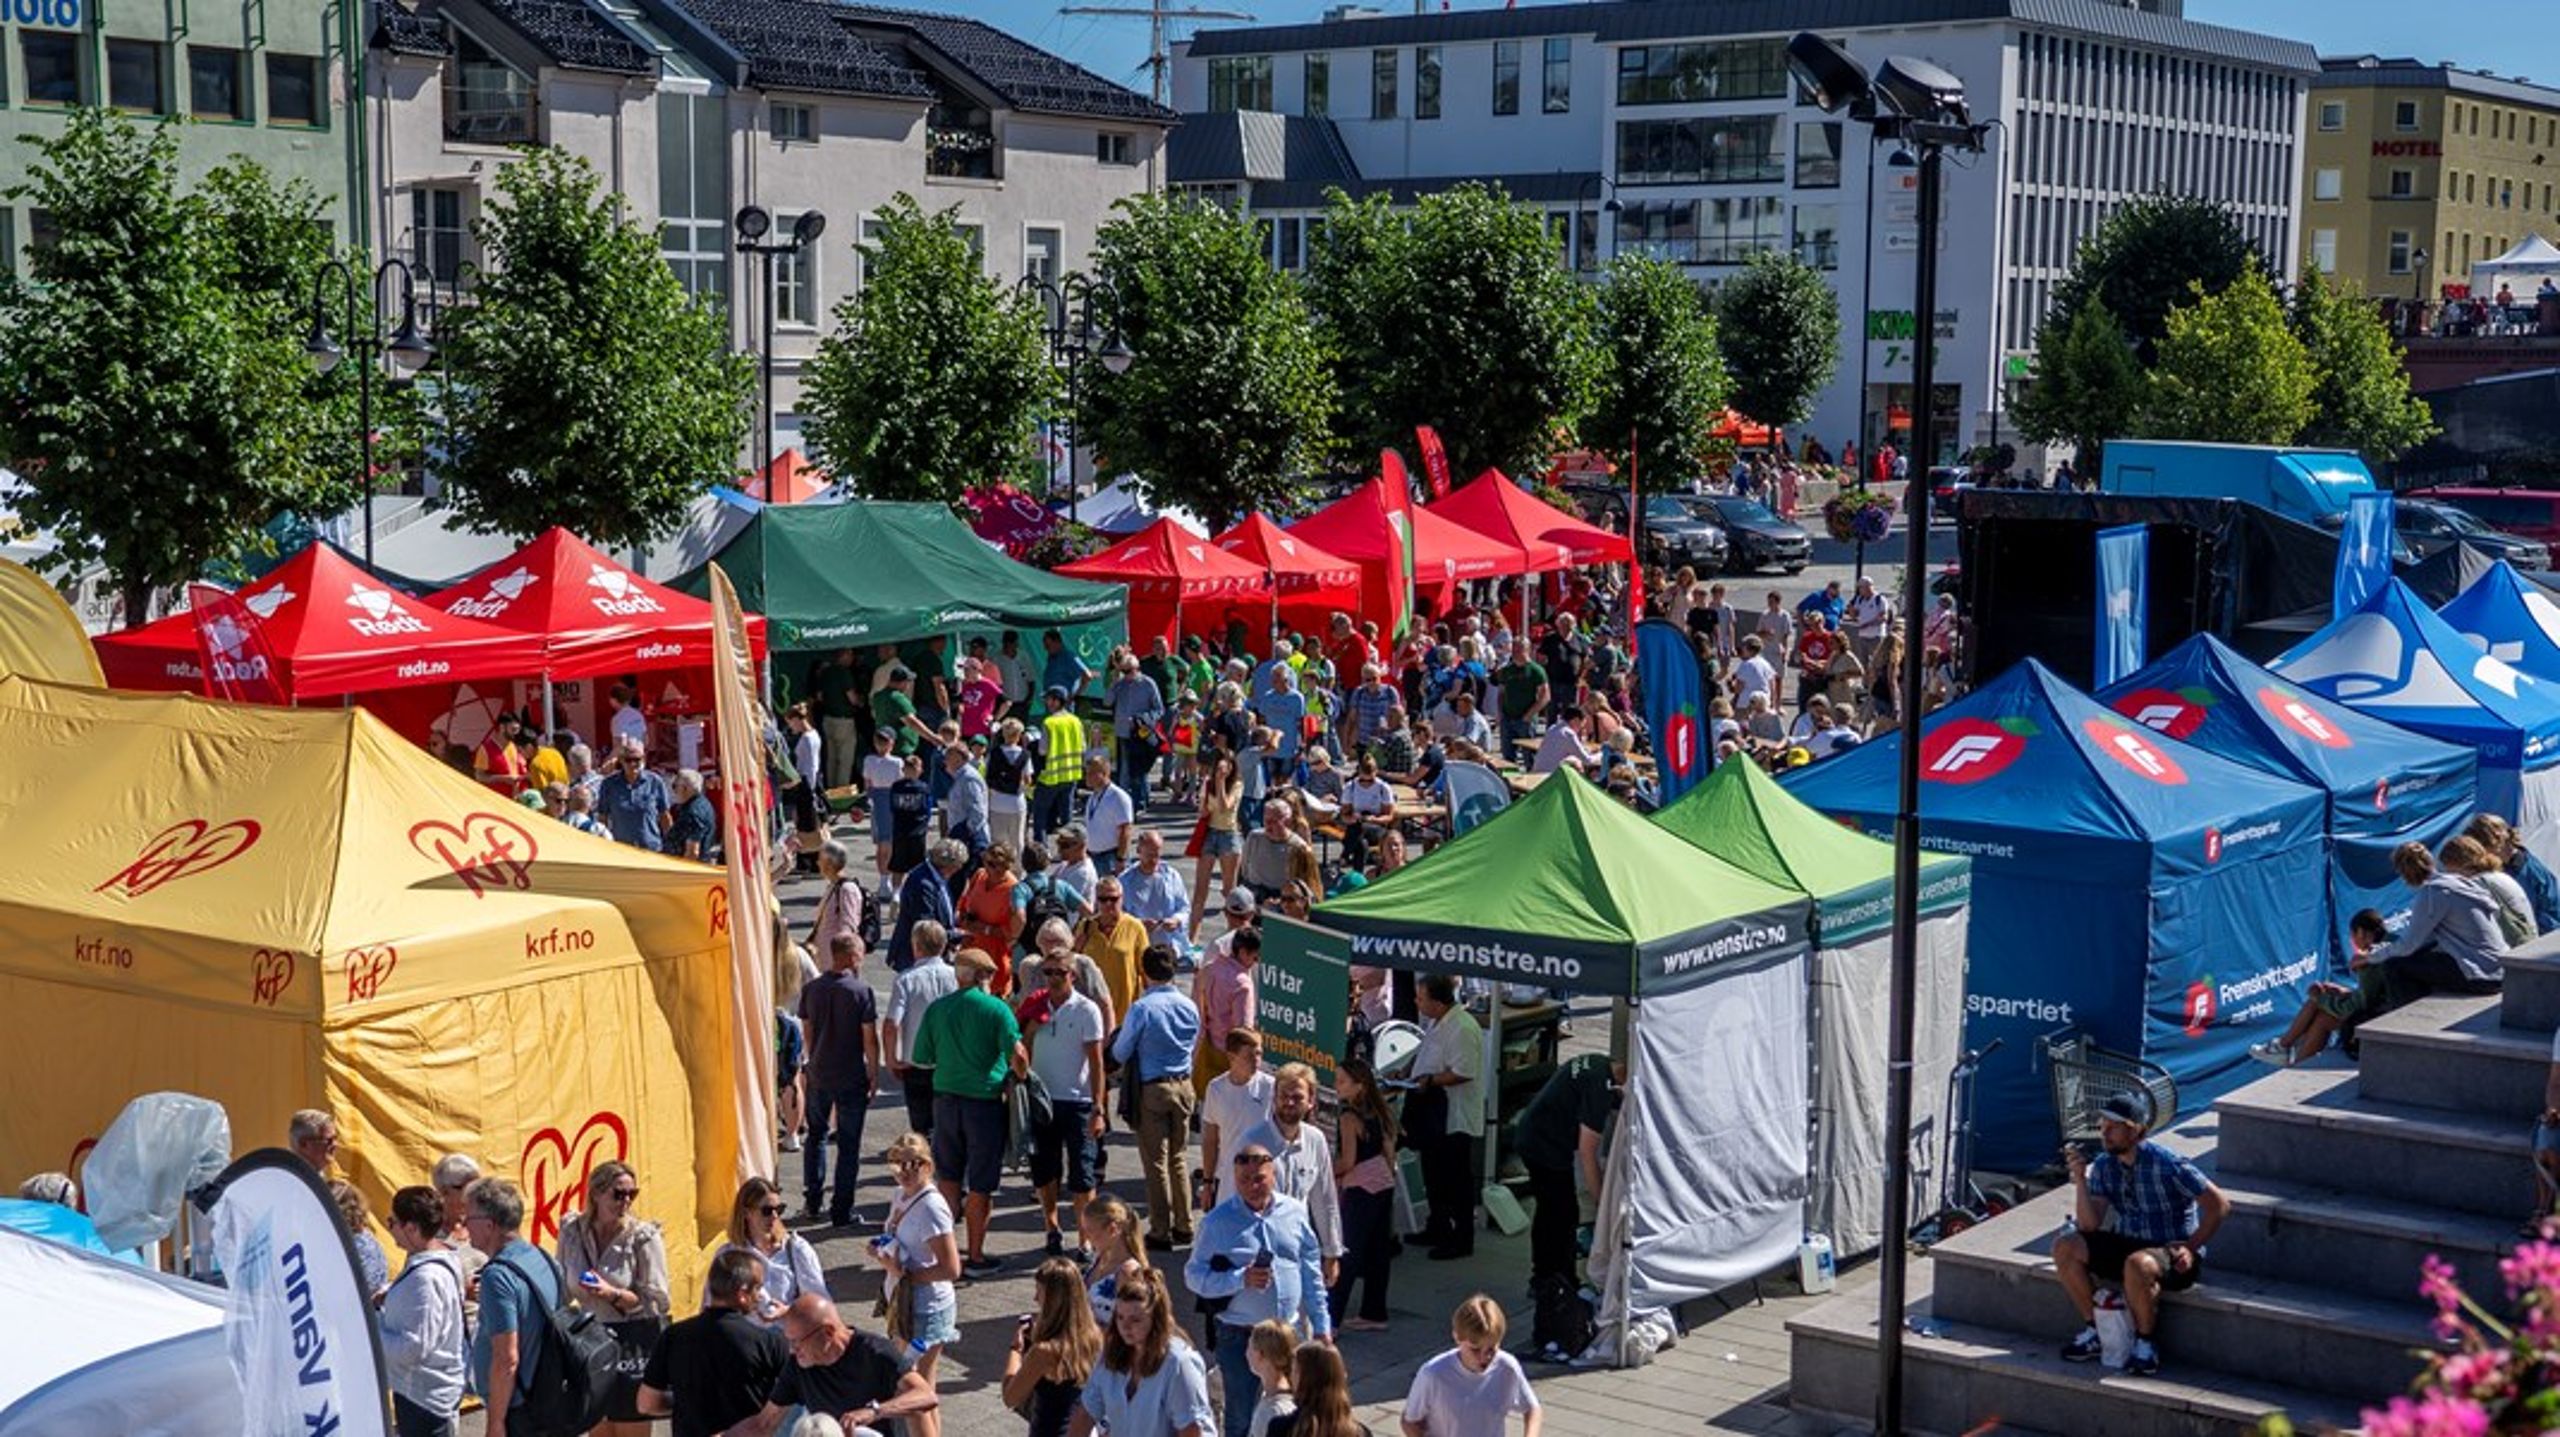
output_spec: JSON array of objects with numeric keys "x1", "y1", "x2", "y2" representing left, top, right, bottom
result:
[
  {"x1": 94, "y1": 542, "x2": 550, "y2": 700},
  {"x1": 1424, "y1": 468, "x2": 1634, "y2": 574},
  {"x1": 425, "y1": 527, "x2": 767, "y2": 679},
  {"x1": 1056, "y1": 516, "x2": 1274, "y2": 645},
  {"x1": 1214, "y1": 514, "x2": 1362, "y2": 600},
  {"x1": 1709, "y1": 409, "x2": 1780, "y2": 447},
  {"x1": 756, "y1": 448, "x2": 831, "y2": 505},
  {"x1": 1288, "y1": 477, "x2": 1530, "y2": 633}
]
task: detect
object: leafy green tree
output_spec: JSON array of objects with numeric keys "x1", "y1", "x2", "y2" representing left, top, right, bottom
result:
[
  {"x1": 2139, "y1": 272, "x2": 2316, "y2": 445},
  {"x1": 1713, "y1": 250, "x2": 1840, "y2": 429},
  {"x1": 440, "y1": 148, "x2": 750, "y2": 547},
  {"x1": 2008, "y1": 298, "x2": 2146, "y2": 473},
  {"x1": 1306, "y1": 184, "x2": 1602, "y2": 479},
  {"x1": 1584, "y1": 254, "x2": 1729, "y2": 493},
  {"x1": 2292, "y1": 274, "x2": 2438, "y2": 463},
  {"x1": 2044, "y1": 194, "x2": 2265, "y2": 365},
  {"x1": 0, "y1": 110, "x2": 366, "y2": 622},
  {"x1": 1084, "y1": 193, "x2": 1335, "y2": 530},
  {"x1": 802, "y1": 195, "x2": 1056, "y2": 508}
]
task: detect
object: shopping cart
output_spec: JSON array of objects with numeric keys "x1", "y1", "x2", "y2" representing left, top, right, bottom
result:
[{"x1": 2043, "y1": 1031, "x2": 2179, "y2": 1147}]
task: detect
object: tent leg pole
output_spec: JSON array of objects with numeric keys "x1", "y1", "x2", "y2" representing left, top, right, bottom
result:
[{"x1": 542, "y1": 673, "x2": 556, "y2": 739}]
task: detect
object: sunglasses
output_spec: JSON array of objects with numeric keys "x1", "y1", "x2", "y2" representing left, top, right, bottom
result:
[
  {"x1": 757, "y1": 1202, "x2": 786, "y2": 1216},
  {"x1": 1042, "y1": 967, "x2": 1071, "y2": 977},
  {"x1": 1232, "y1": 1153, "x2": 1275, "y2": 1168},
  {"x1": 609, "y1": 1188, "x2": 639, "y2": 1201}
]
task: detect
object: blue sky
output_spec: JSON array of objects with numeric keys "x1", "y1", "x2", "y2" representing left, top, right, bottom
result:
[{"x1": 925, "y1": 0, "x2": 2560, "y2": 106}]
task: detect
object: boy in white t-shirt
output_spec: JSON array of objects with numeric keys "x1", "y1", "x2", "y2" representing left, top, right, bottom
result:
[
  {"x1": 1402, "y1": 1294, "x2": 1542, "y2": 1437},
  {"x1": 1197, "y1": 1027, "x2": 1275, "y2": 1208},
  {"x1": 861, "y1": 728, "x2": 905, "y2": 892}
]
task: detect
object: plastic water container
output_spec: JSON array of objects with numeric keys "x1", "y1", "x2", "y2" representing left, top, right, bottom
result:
[
  {"x1": 1798, "y1": 1233, "x2": 1837, "y2": 1294},
  {"x1": 2093, "y1": 1288, "x2": 2134, "y2": 1369}
]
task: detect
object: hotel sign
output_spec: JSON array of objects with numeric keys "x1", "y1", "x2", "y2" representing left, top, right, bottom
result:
[{"x1": 2372, "y1": 140, "x2": 2442, "y2": 157}]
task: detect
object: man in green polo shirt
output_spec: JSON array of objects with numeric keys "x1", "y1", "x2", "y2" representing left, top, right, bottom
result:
[
  {"x1": 1494, "y1": 653, "x2": 1550, "y2": 754},
  {"x1": 872, "y1": 667, "x2": 935, "y2": 758},
  {"x1": 909, "y1": 948, "x2": 1025, "y2": 1273}
]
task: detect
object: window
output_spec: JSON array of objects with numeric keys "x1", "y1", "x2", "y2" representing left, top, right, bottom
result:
[
  {"x1": 1493, "y1": 41, "x2": 1519, "y2": 116},
  {"x1": 2312, "y1": 166, "x2": 2341, "y2": 201},
  {"x1": 1699, "y1": 195, "x2": 1786, "y2": 264},
  {"x1": 1305, "y1": 54, "x2": 1329, "y2": 117},
  {"x1": 2387, "y1": 229, "x2": 2413, "y2": 274},
  {"x1": 22, "y1": 32, "x2": 86, "y2": 106},
  {"x1": 657, "y1": 91, "x2": 728, "y2": 302},
  {"x1": 1207, "y1": 56, "x2": 1272, "y2": 113},
  {"x1": 2503, "y1": 180, "x2": 2515, "y2": 209},
  {"x1": 107, "y1": 39, "x2": 166, "y2": 113},
  {"x1": 1615, "y1": 38, "x2": 1788, "y2": 105},
  {"x1": 189, "y1": 46, "x2": 247, "y2": 120},
  {"x1": 0, "y1": 211, "x2": 12, "y2": 280},
  {"x1": 1415, "y1": 46, "x2": 1440, "y2": 120},
  {"x1": 926, "y1": 78, "x2": 997, "y2": 180},
  {"x1": 855, "y1": 217, "x2": 885, "y2": 289},
  {"x1": 2310, "y1": 227, "x2": 2337, "y2": 274},
  {"x1": 2389, "y1": 168, "x2": 2414, "y2": 199},
  {"x1": 28, "y1": 208, "x2": 58, "y2": 254},
  {"x1": 1615, "y1": 116, "x2": 1783, "y2": 186},
  {"x1": 410, "y1": 187, "x2": 467, "y2": 285},
  {"x1": 1024, "y1": 226, "x2": 1062, "y2": 322},
  {"x1": 442, "y1": 30, "x2": 524, "y2": 139},
  {"x1": 1096, "y1": 132, "x2": 1134, "y2": 165},
  {"x1": 2317, "y1": 99, "x2": 2345, "y2": 131},
  {"x1": 1543, "y1": 37, "x2": 1570, "y2": 114},
  {"x1": 1371, "y1": 49, "x2": 1396, "y2": 119},
  {"x1": 772, "y1": 217, "x2": 816, "y2": 328},
  {"x1": 954, "y1": 222, "x2": 985, "y2": 264},
  {"x1": 1795, "y1": 121, "x2": 1841, "y2": 188},
  {"x1": 1277, "y1": 215, "x2": 1304, "y2": 271},
  {"x1": 771, "y1": 102, "x2": 814, "y2": 144},
  {"x1": 2395, "y1": 99, "x2": 2420, "y2": 131},
  {"x1": 1793, "y1": 203, "x2": 1838, "y2": 269},
  {"x1": 1615, "y1": 200, "x2": 1698, "y2": 263}
]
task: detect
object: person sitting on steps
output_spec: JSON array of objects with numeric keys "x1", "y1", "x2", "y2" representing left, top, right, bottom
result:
[
  {"x1": 2051, "y1": 1094, "x2": 2228, "y2": 1378},
  {"x1": 2249, "y1": 908, "x2": 2392, "y2": 1068}
]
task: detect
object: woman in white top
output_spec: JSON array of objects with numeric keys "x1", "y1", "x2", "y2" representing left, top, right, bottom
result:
[
  {"x1": 558, "y1": 1161, "x2": 672, "y2": 1435},
  {"x1": 1079, "y1": 1193, "x2": 1151, "y2": 1329},
  {"x1": 1198, "y1": 1027, "x2": 1276, "y2": 1207},
  {"x1": 706, "y1": 1177, "x2": 826, "y2": 1326},
  {"x1": 380, "y1": 1185, "x2": 468, "y2": 1436},
  {"x1": 876, "y1": 1131, "x2": 963, "y2": 1382},
  {"x1": 1071, "y1": 1266, "x2": 1214, "y2": 1437}
]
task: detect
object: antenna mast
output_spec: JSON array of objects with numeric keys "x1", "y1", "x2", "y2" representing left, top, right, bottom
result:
[{"x1": 1061, "y1": 1, "x2": 1257, "y2": 106}]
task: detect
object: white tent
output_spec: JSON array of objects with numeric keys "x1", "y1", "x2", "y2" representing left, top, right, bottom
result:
[
  {"x1": 1084, "y1": 475, "x2": 1209, "y2": 536},
  {"x1": 0, "y1": 1224, "x2": 234, "y2": 1433},
  {"x1": 2471, "y1": 233, "x2": 2560, "y2": 298}
]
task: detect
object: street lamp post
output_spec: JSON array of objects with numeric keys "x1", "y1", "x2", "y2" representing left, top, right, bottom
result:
[
  {"x1": 1789, "y1": 30, "x2": 1987, "y2": 1437},
  {"x1": 305, "y1": 258, "x2": 434, "y2": 569},
  {"x1": 1574, "y1": 173, "x2": 1623, "y2": 275},
  {"x1": 2412, "y1": 245, "x2": 2432, "y2": 333},
  {"x1": 1019, "y1": 271, "x2": 1134, "y2": 524},
  {"x1": 733, "y1": 206, "x2": 828, "y2": 500}
]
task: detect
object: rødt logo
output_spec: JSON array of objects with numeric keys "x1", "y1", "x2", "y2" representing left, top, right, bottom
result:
[
  {"x1": 345, "y1": 582, "x2": 430, "y2": 638},
  {"x1": 2083, "y1": 717, "x2": 2188, "y2": 785},
  {"x1": 520, "y1": 1111, "x2": 630, "y2": 1244},
  {"x1": 408, "y1": 811, "x2": 539, "y2": 898},
  {"x1": 446, "y1": 565, "x2": 539, "y2": 619},
  {"x1": 96, "y1": 818, "x2": 263, "y2": 898},
  {"x1": 242, "y1": 586, "x2": 296, "y2": 620},
  {"x1": 1921, "y1": 716, "x2": 2036, "y2": 784},
  {"x1": 250, "y1": 947, "x2": 296, "y2": 1006},
  {"x1": 2255, "y1": 685, "x2": 2351, "y2": 750},
  {"x1": 343, "y1": 944, "x2": 398, "y2": 1002},
  {"x1": 2183, "y1": 976, "x2": 2217, "y2": 1036},
  {"x1": 586, "y1": 564, "x2": 665, "y2": 617},
  {"x1": 2110, "y1": 686, "x2": 2212, "y2": 739}
]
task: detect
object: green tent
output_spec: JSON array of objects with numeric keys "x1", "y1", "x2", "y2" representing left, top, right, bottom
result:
[
  {"x1": 679, "y1": 501, "x2": 1127, "y2": 653},
  {"x1": 1314, "y1": 767, "x2": 1811, "y2": 998},
  {"x1": 1651, "y1": 757, "x2": 1970, "y2": 944}
]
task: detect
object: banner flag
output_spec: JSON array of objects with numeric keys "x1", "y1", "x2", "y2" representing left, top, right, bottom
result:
[
  {"x1": 1443, "y1": 760, "x2": 1511, "y2": 835},
  {"x1": 2334, "y1": 491, "x2": 2396, "y2": 621},
  {"x1": 186, "y1": 583, "x2": 285, "y2": 705},
  {"x1": 1256, "y1": 916, "x2": 1352, "y2": 1085},
  {"x1": 1635, "y1": 617, "x2": 1706, "y2": 803},
  {"x1": 1627, "y1": 432, "x2": 1645, "y2": 639},
  {"x1": 2095, "y1": 523, "x2": 2149, "y2": 688},
  {"x1": 1415, "y1": 425, "x2": 1454, "y2": 502},
  {"x1": 201, "y1": 1151, "x2": 393, "y2": 1437},
  {"x1": 708, "y1": 562, "x2": 778, "y2": 1185},
  {"x1": 1380, "y1": 449, "x2": 1418, "y2": 638}
]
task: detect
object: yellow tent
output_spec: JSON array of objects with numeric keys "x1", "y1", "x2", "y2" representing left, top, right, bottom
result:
[
  {"x1": 0, "y1": 676, "x2": 741, "y2": 1296},
  {"x1": 0, "y1": 557, "x2": 102, "y2": 686}
]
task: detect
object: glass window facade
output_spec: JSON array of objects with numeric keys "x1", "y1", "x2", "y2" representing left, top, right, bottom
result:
[
  {"x1": 1493, "y1": 41, "x2": 1518, "y2": 115},
  {"x1": 1208, "y1": 56, "x2": 1272, "y2": 112},
  {"x1": 189, "y1": 46, "x2": 247, "y2": 120},
  {"x1": 1616, "y1": 39, "x2": 1788, "y2": 105},
  {"x1": 1794, "y1": 121, "x2": 1841, "y2": 188},
  {"x1": 1615, "y1": 116, "x2": 1782, "y2": 185},
  {"x1": 1415, "y1": 45, "x2": 1440, "y2": 120},
  {"x1": 656, "y1": 90, "x2": 728, "y2": 302}
]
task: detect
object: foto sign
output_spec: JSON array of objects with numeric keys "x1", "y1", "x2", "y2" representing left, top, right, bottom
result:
[
  {"x1": 4, "y1": 0, "x2": 84, "y2": 25},
  {"x1": 1258, "y1": 916, "x2": 1350, "y2": 1085}
]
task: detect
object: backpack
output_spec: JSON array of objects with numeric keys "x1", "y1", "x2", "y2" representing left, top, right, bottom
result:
[
  {"x1": 493, "y1": 1251, "x2": 620, "y2": 1437},
  {"x1": 1018, "y1": 873, "x2": 1075, "y2": 953},
  {"x1": 1528, "y1": 1271, "x2": 1597, "y2": 1359}
]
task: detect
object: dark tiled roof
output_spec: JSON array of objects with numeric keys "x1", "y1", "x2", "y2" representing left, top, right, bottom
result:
[
  {"x1": 1191, "y1": 0, "x2": 2316, "y2": 74},
  {"x1": 376, "y1": 2, "x2": 453, "y2": 56},
  {"x1": 669, "y1": 0, "x2": 937, "y2": 99},
  {"x1": 837, "y1": 3, "x2": 1176, "y2": 121},
  {"x1": 1168, "y1": 110, "x2": 1358, "y2": 186},
  {"x1": 2314, "y1": 56, "x2": 2560, "y2": 109},
  {"x1": 481, "y1": 0, "x2": 656, "y2": 73}
]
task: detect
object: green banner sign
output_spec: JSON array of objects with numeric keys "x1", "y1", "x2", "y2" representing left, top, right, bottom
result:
[{"x1": 1258, "y1": 916, "x2": 1352, "y2": 1085}]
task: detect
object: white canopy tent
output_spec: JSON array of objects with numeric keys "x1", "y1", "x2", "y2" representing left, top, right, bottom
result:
[
  {"x1": 2471, "y1": 233, "x2": 2560, "y2": 298},
  {"x1": 1084, "y1": 475, "x2": 1210, "y2": 536},
  {"x1": 0, "y1": 1224, "x2": 234, "y2": 1433}
]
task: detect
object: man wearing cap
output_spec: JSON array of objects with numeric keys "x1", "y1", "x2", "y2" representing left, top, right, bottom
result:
[
  {"x1": 940, "y1": 741, "x2": 990, "y2": 865},
  {"x1": 2051, "y1": 1095, "x2": 2227, "y2": 1377},
  {"x1": 1033, "y1": 687, "x2": 1087, "y2": 843},
  {"x1": 909, "y1": 946, "x2": 1027, "y2": 1274}
]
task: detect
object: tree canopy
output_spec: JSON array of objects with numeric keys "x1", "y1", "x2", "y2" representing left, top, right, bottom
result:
[
  {"x1": 2292, "y1": 274, "x2": 2439, "y2": 463},
  {"x1": 2138, "y1": 272, "x2": 2317, "y2": 445},
  {"x1": 1713, "y1": 250, "x2": 1840, "y2": 429},
  {"x1": 2044, "y1": 194, "x2": 2266, "y2": 365},
  {"x1": 2008, "y1": 297, "x2": 2145, "y2": 473},
  {"x1": 1585, "y1": 253, "x2": 1730, "y2": 493}
]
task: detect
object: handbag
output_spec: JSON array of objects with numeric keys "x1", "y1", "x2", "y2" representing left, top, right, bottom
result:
[
  {"x1": 1182, "y1": 811, "x2": 1210, "y2": 859},
  {"x1": 601, "y1": 1316, "x2": 667, "y2": 1423}
]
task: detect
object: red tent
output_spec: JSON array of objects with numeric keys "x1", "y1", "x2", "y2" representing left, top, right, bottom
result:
[
  {"x1": 1288, "y1": 478, "x2": 1527, "y2": 633},
  {"x1": 1710, "y1": 409, "x2": 1782, "y2": 448},
  {"x1": 94, "y1": 541, "x2": 549, "y2": 700},
  {"x1": 1211, "y1": 513, "x2": 1363, "y2": 637},
  {"x1": 757, "y1": 448, "x2": 831, "y2": 504},
  {"x1": 1425, "y1": 468, "x2": 1635, "y2": 574},
  {"x1": 1055, "y1": 517, "x2": 1274, "y2": 646},
  {"x1": 427, "y1": 527, "x2": 767, "y2": 678}
]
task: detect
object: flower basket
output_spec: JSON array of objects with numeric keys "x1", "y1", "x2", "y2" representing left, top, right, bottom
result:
[{"x1": 1824, "y1": 487, "x2": 1897, "y2": 545}]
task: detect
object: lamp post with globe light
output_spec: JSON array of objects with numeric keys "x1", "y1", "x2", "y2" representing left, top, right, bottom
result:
[
  {"x1": 733, "y1": 206, "x2": 828, "y2": 500},
  {"x1": 1018, "y1": 271, "x2": 1133, "y2": 523},
  {"x1": 304, "y1": 257, "x2": 434, "y2": 570}
]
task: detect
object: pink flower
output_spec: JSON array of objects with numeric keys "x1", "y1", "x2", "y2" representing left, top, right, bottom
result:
[
  {"x1": 2499, "y1": 1240, "x2": 2560, "y2": 1303},
  {"x1": 2422, "y1": 1255, "x2": 2470, "y2": 1342},
  {"x1": 2361, "y1": 1393, "x2": 2493, "y2": 1437},
  {"x1": 2431, "y1": 1348, "x2": 2508, "y2": 1395}
]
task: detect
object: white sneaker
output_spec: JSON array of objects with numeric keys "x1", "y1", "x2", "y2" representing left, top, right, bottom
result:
[
  {"x1": 778, "y1": 1133, "x2": 802, "y2": 1152},
  {"x1": 2246, "y1": 1039, "x2": 2291, "y2": 1067}
]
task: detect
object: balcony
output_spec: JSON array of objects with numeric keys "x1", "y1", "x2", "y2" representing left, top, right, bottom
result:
[{"x1": 445, "y1": 58, "x2": 537, "y2": 145}]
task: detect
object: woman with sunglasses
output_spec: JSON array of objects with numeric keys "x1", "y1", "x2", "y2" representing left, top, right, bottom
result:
[
  {"x1": 877, "y1": 1131, "x2": 963, "y2": 1382},
  {"x1": 709, "y1": 1177, "x2": 828, "y2": 1326},
  {"x1": 555, "y1": 1161, "x2": 669, "y2": 1437}
]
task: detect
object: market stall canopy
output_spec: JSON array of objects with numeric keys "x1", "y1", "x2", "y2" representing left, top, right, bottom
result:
[
  {"x1": 755, "y1": 448, "x2": 833, "y2": 505},
  {"x1": 1288, "y1": 477, "x2": 1529, "y2": 633},
  {"x1": 1652, "y1": 755, "x2": 1968, "y2": 943},
  {"x1": 428, "y1": 527, "x2": 767, "y2": 678},
  {"x1": 678, "y1": 500, "x2": 1127, "y2": 652},
  {"x1": 0, "y1": 556, "x2": 102, "y2": 686},
  {"x1": 966, "y1": 483, "x2": 1062, "y2": 558},
  {"x1": 2469, "y1": 233, "x2": 2560, "y2": 297},
  {"x1": 1083, "y1": 475, "x2": 1210, "y2": 536},
  {"x1": 2273, "y1": 578, "x2": 2560, "y2": 774},
  {"x1": 1215, "y1": 513, "x2": 1362, "y2": 602},
  {"x1": 0, "y1": 1223, "x2": 233, "y2": 1434},
  {"x1": 1314, "y1": 766, "x2": 1811, "y2": 998},
  {"x1": 1056, "y1": 517, "x2": 1272, "y2": 647},
  {"x1": 2440, "y1": 559, "x2": 2560, "y2": 683},
  {"x1": 1426, "y1": 468, "x2": 1636, "y2": 574},
  {"x1": 92, "y1": 541, "x2": 549, "y2": 701}
]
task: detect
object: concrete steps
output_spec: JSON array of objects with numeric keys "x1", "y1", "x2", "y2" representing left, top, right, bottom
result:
[
  {"x1": 2358, "y1": 994, "x2": 2547, "y2": 1118},
  {"x1": 2217, "y1": 1065, "x2": 2532, "y2": 1219},
  {"x1": 2210, "y1": 1169, "x2": 2519, "y2": 1303},
  {"x1": 2496, "y1": 945, "x2": 2560, "y2": 1032}
]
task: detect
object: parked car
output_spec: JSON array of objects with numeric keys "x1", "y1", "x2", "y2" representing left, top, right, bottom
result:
[
  {"x1": 1638, "y1": 495, "x2": 1730, "y2": 573},
  {"x1": 2421, "y1": 488, "x2": 2560, "y2": 550},
  {"x1": 1693, "y1": 494, "x2": 1813, "y2": 574},
  {"x1": 2316, "y1": 498, "x2": 2551, "y2": 569}
]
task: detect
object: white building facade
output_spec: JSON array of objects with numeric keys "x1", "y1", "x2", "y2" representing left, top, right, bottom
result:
[{"x1": 1172, "y1": 0, "x2": 2316, "y2": 465}]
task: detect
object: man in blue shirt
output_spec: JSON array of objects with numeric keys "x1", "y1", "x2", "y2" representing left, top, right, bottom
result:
[
  {"x1": 1184, "y1": 1137, "x2": 1332, "y2": 1437},
  {"x1": 888, "y1": 839, "x2": 963, "y2": 973},
  {"x1": 1041, "y1": 628, "x2": 1092, "y2": 702},
  {"x1": 1796, "y1": 578, "x2": 1845, "y2": 629},
  {"x1": 596, "y1": 738, "x2": 672, "y2": 851},
  {"x1": 461, "y1": 1177, "x2": 558, "y2": 1436},
  {"x1": 1111, "y1": 943, "x2": 1203, "y2": 1248},
  {"x1": 2051, "y1": 1094, "x2": 2228, "y2": 1377}
]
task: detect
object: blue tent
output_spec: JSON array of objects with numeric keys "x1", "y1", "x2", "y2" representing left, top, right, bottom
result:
[
  {"x1": 2097, "y1": 633, "x2": 2477, "y2": 958},
  {"x1": 2441, "y1": 560, "x2": 2560, "y2": 683},
  {"x1": 2274, "y1": 578, "x2": 2560, "y2": 868},
  {"x1": 1781, "y1": 658, "x2": 2329, "y2": 1171}
]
